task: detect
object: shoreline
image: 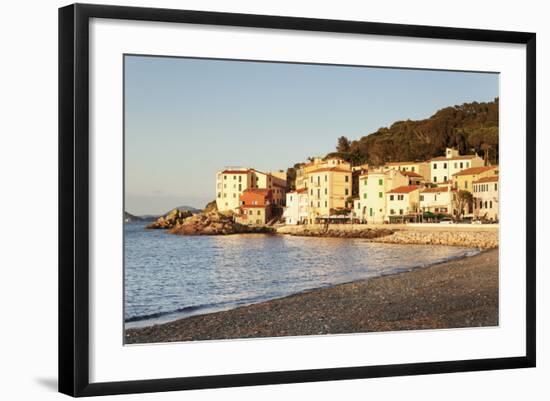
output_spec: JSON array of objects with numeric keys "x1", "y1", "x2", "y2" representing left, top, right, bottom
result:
[{"x1": 125, "y1": 248, "x2": 498, "y2": 344}]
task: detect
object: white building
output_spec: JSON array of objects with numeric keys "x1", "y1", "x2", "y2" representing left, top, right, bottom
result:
[
  {"x1": 353, "y1": 169, "x2": 409, "y2": 223},
  {"x1": 283, "y1": 188, "x2": 309, "y2": 225},
  {"x1": 473, "y1": 175, "x2": 499, "y2": 221},
  {"x1": 429, "y1": 148, "x2": 484, "y2": 184},
  {"x1": 386, "y1": 185, "x2": 421, "y2": 220},
  {"x1": 419, "y1": 185, "x2": 456, "y2": 215}
]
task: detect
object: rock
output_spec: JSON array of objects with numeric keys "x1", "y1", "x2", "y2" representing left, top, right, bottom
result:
[
  {"x1": 168, "y1": 210, "x2": 275, "y2": 236},
  {"x1": 146, "y1": 209, "x2": 193, "y2": 229}
]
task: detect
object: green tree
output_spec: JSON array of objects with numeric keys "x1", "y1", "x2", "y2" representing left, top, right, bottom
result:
[{"x1": 336, "y1": 136, "x2": 351, "y2": 153}]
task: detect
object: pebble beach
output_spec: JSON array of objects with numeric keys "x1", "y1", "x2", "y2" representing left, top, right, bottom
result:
[{"x1": 125, "y1": 248, "x2": 498, "y2": 344}]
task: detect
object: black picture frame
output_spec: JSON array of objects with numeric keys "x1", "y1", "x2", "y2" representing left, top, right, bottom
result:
[{"x1": 59, "y1": 3, "x2": 536, "y2": 397}]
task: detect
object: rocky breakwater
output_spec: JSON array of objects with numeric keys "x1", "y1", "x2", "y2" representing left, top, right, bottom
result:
[
  {"x1": 373, "y1": 229, "x2": 499, "y2": 249},
  {"x1": 146, "y1": 209, "x2": 193, "y2": 229},
  {"x1": 277, "y1": 225, "x2": 395, "y2": 239},
  {"x1": 169, "y1": 211, "x2": 274, "y2": 236}
]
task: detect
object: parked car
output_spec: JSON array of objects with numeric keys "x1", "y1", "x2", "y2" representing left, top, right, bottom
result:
[{"x1": 439, "y1": 217, "x2": 453, "y2": 224}]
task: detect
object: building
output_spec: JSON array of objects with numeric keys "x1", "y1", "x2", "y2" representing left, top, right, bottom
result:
[
  {"x1": 283, "y1": 188, "x2": 309, "y2": 225},
  {"x1": 400, "y1": 170, "x2": 425, "y2": 185},
  {"x1": 384, "y1": 161, "x2": 430, "y2": 181},
  {"x1": 429, "y1": 148, "x2": 484, "y2": 184},
  {"x1": 419, "y1": 185, "x2": 456, "y2": 215},
  {"x1": 216, "y1": 168, "x2": 286, "y2": 212},
  {"x1": 353, "y1": 169, "x2": 409, "y2": 223},
  {"x1": 386, "y1": 185, "x2": 421, "y2": 222},
  {"x1": 452, "y1": 165, "x2": 498, "y2": 192},
  {"x1": 234, "y1": 189, "x2": 272, "y2": 225},
  {"x1": 473, "y1": 176, "x2": 499, "y2": 221},
  {"x1": 306, "y1": 166, "x2": 352, "y2": 223},
  {"x1": 295, "y1": 157, "x2": 351, "y2": 190}
]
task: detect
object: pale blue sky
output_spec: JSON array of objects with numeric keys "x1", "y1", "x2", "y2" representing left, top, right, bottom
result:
[{"x1": 124, "y1": 55, "x2": 498, "y2": 215}]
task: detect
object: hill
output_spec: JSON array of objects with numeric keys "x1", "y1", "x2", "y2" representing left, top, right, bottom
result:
[
  {"x1": 124, "y1": 211, "x2": 143, "y2": 223},
  {"x1": 329, "y1": 98, "x2": 499, "y2": 166}
]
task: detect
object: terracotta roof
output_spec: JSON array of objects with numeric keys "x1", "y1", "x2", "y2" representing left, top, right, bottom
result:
[
  {"x1": 430, "y1": 154, "x2": 479, "y2": 161},
  {"x1": 452, "y1": 166, "x2": 497, "y2": 176},
  {"x1": 386, "y1": 161, "x2": 425, "y2": 166},
  {"x1": 474, "y1": 176, "x2": 499, "y2": 184},
  {"x1": 387, "y1": 185, "x2": 420, "y2": 194},
  {"x1": 241, "y1": 205, "x2": 267, "y2": 208},
  {"x1": 222, "y1": 169, "x2": 250, "y2": 174},
  {"x1": 400, "y1": 171, "x2": 423, "y2": 177},
  {"x1": 421, "y1": 186, "x2": 450, "y2": 193},
  {"x1": 308, "y1": 167, "x2": 351, "y2": 174},
  {"x1": 288, "y1": 188, "x2": 308, "y2": 194}
]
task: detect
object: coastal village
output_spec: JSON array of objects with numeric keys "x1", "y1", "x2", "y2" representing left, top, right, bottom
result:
[{"x1": 216, "y1": 147, "x2": 499, "y2": 226}]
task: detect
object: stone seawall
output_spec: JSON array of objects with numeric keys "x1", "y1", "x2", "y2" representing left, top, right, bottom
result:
[
  {"x1": 372, "y1": 229, "x2": 498, "y2": 248},
  {"x1": 276, "y1": 224, "x2": 498, "y2": 248}
]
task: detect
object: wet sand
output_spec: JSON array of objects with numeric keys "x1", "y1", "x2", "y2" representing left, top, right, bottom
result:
[{"x1": 125, "y1": 248, "x2": 498, "y2": 344}]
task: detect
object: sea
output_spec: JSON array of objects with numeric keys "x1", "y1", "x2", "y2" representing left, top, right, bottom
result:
[{"x1": 124, "y1": 221, "x2": 479, "y2": 328}]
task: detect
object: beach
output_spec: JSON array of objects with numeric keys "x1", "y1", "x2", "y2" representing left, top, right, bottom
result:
[{"x1": 125, "y1": 247, "x2": 498, "y2": 344}]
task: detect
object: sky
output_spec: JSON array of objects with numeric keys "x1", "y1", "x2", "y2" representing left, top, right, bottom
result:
[{"x1": 124, "y1": 55, "x2": 499, "y2": 215}]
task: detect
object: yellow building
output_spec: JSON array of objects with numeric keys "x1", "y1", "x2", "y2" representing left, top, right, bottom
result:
[
  {"x1": 384, "y1": 161, "x2": 430, "y2": 181},
  {"x1": 306, "y1": 166, "x2": 352, "y2": 222},
  {"x1": 452, "y1": 165, "x2": 498, "y2": 192},
  {"x1": 295, "y1": 157, "x2": 351, "y2": 190},
  {"x1": 216, "y1": 168, "x2": 287, "y2": 212}
]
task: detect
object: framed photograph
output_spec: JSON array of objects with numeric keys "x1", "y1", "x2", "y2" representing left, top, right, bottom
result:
[{"x1": 59, "y1": 3, "x2": 536, "y2": 397}]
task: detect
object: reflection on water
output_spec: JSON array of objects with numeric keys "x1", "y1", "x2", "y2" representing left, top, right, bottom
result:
[{"x1": 124, "y1": 222, "x2": 479, "y2": 328}]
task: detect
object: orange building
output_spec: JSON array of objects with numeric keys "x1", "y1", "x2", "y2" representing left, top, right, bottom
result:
[{"x1": 235, "y1": 189, "x2": 273, "y2": 225}]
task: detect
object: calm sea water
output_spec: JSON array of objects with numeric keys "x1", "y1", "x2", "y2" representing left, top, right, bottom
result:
[{"x1": 125, "y1": 222, "x2": 479, "y2": 328}]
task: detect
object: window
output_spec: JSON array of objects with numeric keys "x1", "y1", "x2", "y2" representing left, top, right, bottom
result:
[
  {"x1": 495, "y1": 183, "x2": 498, "y2": 191},
  {"x1": 224, "y1": 175, "x2": 227, "y2": 180},
  {"x1": 490, "y1": 201, "x2": 493, "y2": 209},
  {"x1": 454, "y1": 162, "x2": 458, "y2": 168},
  {"x1": 325, "y1": 175, "x2": 327, "y2": 182},
  {"x1": 434, "y1": 195, "x2": 437, "y2": 201},
  {"x1": 257, "y1": 210, "x2": 261, "y2": 215},
  {"x1": 357, "y1": 202, "x2": 361, "y2": 209},
  {"x1": 310, "y1": 189, "x2": 313, "y2": 195},
  {"x1": 443, "y1": 176, "x2": 447, "y2": 182},
  {"x1": 345, "y1": 175, "x2": 349, "y2": 183},
  {"x1": 317, "y1": 189, "x2": 320, "y2": 197},
  {"x1": 217, "y1": 193, "x2": 221, "y2": 198},
  {"x1": 364, "y1": 180, "x2": 367, "y2": 186},
  {"x1": 378, "y1": 179, "x2": 383, "y2": 185},
  {"x1": 378, "y1": 192, "x2": 383, "y2": 198},
  {"x1": 325, "y1": 201, "x2": 327, "y2": 207},
  {"x1": 485, "y1": 201, "x2": 488, "y2": 208},
  {"x1": 290, "y1": 196, "x2": 293, "y2": 202},
  {"x1": 238, "y1": 184, "x2": 242, "y2": 191},
  {"x1": 223, "y1": 193, "x2": 227, "y2": 198},
  {"x1": 363, "y1": 193, "x2": 367, "y2": 199},
  {"x1": 399, "y1": 209, "x2": 403, "y2": 215},
  {"x1": 233, "y1": 176, "x2": 236, "y2": 180},
  {"x1": 390, "y1": 195, "x2": 394, "y2": 201},
  {"x1": 411, "y1": 167, "x2": 415, "y2": 172},
  {"x1": 249, "y1": 210, "x2": 253, "y2": 215},
  {"x1": 390, "y1": 209, "x2": 395, "y2": 215},
  {"x1": 433, "y1": 163, "x2": 437, "y2": 169},
  {"x1": 465, "y1": 181, "x2": 468, "y2": 189},
  {"x1": 398, "y1": 195, "x2": 404, "y2": 201},
  {"x1": 256, "y1": 219, "x2": 261, "y2": 224},
  {"x1": 369, "y1": 208, "x2": 373, "y2": 217},
  {"x1": 233, "y1": 193, "x2": 236, "y2": 198},
  {"x1": 345, "y1": 189, "x2": 349, "y2": 196},
  {"x1": 238, "y1": 176, "x2": 242, "y2": 182},
  {"x1": 317, "y1": 176, "x2": 320, "y2": 185},
  {"x1": 317, "y1": 202, "x2": 320, "y2": 207},
  {"x1": 223, "y1": 184, "x2": 227, "y2": 189},
  {"x1": 325, "y1": 188, "x2": 327, "y2": 195},
  {"x1": 433, "y1": 177, "x2": 437, "y2": 183},
  {"x1": 460, "y1": 162, "x2": 463, "y2": 168},
  {"x1": 466, "y1": 162, "x2": 470, "y2": 168},
  {"x1": 443, "y1": 163, "x2": 447, "y2": 169},
  {"x1": 310, "y1": 177, "x2": 313, "y2": 183},
  {"x1": 420, "y1": 195, "x2": 424, "y2": 201}
]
